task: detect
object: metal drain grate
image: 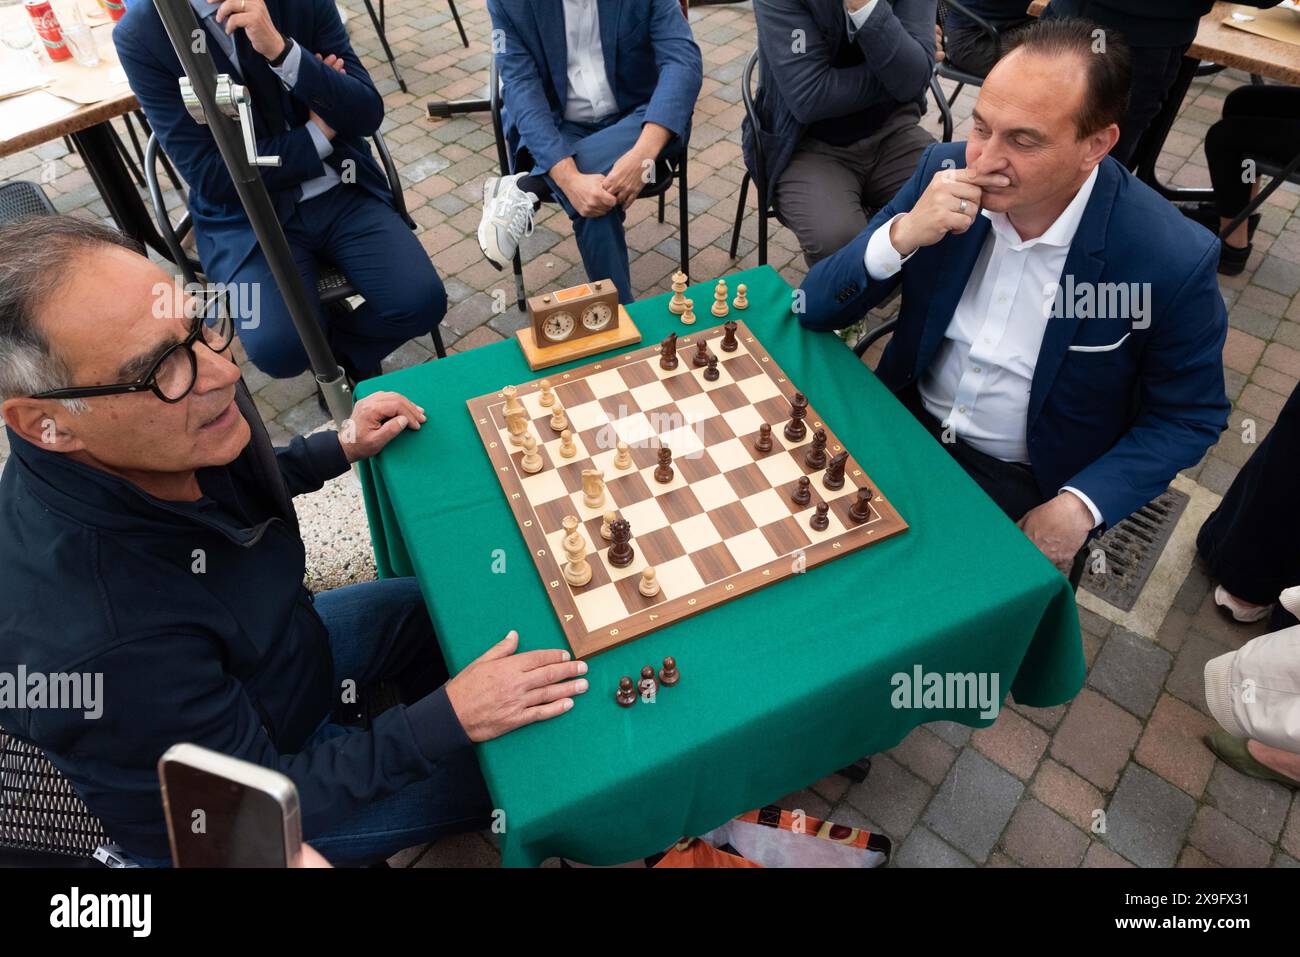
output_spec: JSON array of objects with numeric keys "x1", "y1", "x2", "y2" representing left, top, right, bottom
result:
[{"x1": 1081, "y1": 487, "x2": 1190, "y2": 612}]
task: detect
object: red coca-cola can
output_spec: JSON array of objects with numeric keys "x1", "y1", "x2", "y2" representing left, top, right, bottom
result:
[
  {"x1": 23, "y1": 0, "x2": 72, "y2": 61},
  {"x1": 97, "y1": 0, "x2": 125, "y2": 22}
]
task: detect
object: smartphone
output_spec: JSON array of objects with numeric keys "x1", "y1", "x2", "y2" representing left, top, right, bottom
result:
[{"x1": 158, "y1": 743, "x2": 301, "y2": 868}]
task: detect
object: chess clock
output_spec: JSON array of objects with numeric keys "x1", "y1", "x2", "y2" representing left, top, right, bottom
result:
[{"x1": 528, "y1": 280, "x2": 620, "y2": 346}]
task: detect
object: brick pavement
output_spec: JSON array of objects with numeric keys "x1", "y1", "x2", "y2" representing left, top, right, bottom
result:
[{"x1": 3, "y1": 0, "x2": 1298, "y2": 868}]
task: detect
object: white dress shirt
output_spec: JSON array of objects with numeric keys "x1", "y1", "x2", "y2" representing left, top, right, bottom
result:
[
  {"x1": 846, "y1": 0, "x2": 881, "y2": 35},
  {"x1": 562, "y1": 0, "x2": 619, "y2": 123},
  {"x1": 864, "y1": 166, "x2": 1104, "y2": 526}
]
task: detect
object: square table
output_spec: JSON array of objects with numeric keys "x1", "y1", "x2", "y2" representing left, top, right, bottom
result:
[{"x1": 357, "y1": 265, "x2": 1083, "y2": 867}]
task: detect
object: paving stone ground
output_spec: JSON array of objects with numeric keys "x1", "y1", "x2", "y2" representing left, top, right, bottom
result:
[{"x1": 4, "y1": 1, "x2": 1298, "y2": 868}]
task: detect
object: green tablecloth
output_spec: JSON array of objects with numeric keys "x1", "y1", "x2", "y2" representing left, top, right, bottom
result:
[{"x1": 357, "y1": 265, "x2": 1083, "y2": 867}]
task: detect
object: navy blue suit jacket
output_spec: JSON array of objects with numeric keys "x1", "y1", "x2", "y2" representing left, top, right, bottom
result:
[
  {"x1": 487, "y1": 0, "x2": 702, "y2": 174},
  {"x1": 799, "y1": 143, "x2": 1230, "y2": 527},
  {"x1": 114, "y1": 0, "x2": 393, "y2": 282}
]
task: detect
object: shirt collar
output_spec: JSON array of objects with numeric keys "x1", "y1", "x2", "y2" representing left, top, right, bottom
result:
[
  {"x1": 981, "y1": 165, "x2": 1100, "y2": 251},
  {"x1": 189, "y1": 0, "x2": 217, "y2": 22}
]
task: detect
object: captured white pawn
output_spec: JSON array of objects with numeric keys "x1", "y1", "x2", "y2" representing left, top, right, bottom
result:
[
  {"x1": 733, "y1": 283, "x2": 748, "y2": 310},
  {"x1": 519, "y1": 434, "x2": 544, "y2": 474},
  {"x1": 561, "y1": 516, "x2": 592, "y2": 587},
  {"x1": 639, "y1": 567, "x2": 660, "y2": 597}
]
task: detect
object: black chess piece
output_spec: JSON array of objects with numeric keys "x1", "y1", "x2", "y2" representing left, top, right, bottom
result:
[
  {"x1": 639, "y1": 665, "x2": 658, "y2": 699},
  {"x1": 810, "y1": 501, "x2": 830, "y2": 531},
  {"x1": 804, "y1": 427, "x2": 828, "y2": 469},
  {"x1": 616, "y1": 676, "x2": 637, "y2": 707},
  {"x1": 754, "y1": 423, "x2": 773, "y2": 453},
  {"x1": 608, "y1": 519, "x2": 635, "y2": 567},
  {"x1": 659, "y1": 332, "x2": 679, "y2": 371},
  {"x1": 692, "y1": 339, "x2": 710, "y2": 368},
  {"x1": 784, "y1": 392, "x2": 808, "y2": 442},
  {"x1": 720, "y1": 320, "x2": 738, "y2": 352},
  {"x1": 848, "y1": 486, "x2": 874, "y2": 524},
  {"x1": 822, "y1": 449, "x2": 848, "y2": 491},
  {"x1": 792, "y1": 475, "x2": 811, "y2": 507},
  {"x1": 654, "y1": 447, "x2": 674, "y2": 483},
  {"x1": 659, "y1": 656, "x2": 680, "y2": 687},
  {"x1": 703, "y1": 355, "x2": 720, "y2": 381}
]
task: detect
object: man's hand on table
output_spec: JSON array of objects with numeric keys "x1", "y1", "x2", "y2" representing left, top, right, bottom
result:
[
  {"x1": 445, "y1": 631, "x2": 589, "y2": 742},
  {"x1": 337, "y1": 391, "x2": 426, "y2": 463},
  {"x1": 1017, "y1": 491, "x2": 1094, "y2": 574},
  {"x1": 889, "y1": 156, "x2": 1012, "y2": 255},
  {"x1": 210, "y1": 0, "x2": 285, "y2": 60}
]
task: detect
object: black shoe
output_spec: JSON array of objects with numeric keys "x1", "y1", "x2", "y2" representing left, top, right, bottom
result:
[{"x1": 1218, "y1": 240, "x2": 1252, "y2": 276}]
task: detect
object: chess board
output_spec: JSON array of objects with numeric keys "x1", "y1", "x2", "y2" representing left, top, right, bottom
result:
[{"x1": 466, "y1": 320, "x2": 908, "y2": 658}]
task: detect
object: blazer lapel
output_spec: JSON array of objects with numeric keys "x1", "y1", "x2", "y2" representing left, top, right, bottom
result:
[
  {"x1": 1026, "y1": 161, "x2": 1119, "y2": 432},
  {"x1": 915, "y1": 215, "x2": 992, "y2": 379}
]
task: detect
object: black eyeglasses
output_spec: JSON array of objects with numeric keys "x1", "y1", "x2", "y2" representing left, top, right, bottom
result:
[{"x1": 31, "y1": 294, "x2": 235, "y2": 404}]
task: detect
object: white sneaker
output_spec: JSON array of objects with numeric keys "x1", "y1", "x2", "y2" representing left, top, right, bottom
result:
[
  {"x1": 1214, "y1": 585, "x2": 1273, "y2": 623},
  {"x1": 478, "y1": 173, "x2": 537, "y2": 269}
]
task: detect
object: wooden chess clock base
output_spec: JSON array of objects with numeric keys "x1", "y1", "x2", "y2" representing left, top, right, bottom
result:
[{"x1": 517, "y1": 305, "x2": 641, "y2": 371}]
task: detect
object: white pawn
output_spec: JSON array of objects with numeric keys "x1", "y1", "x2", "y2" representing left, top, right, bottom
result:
[
  {"x1": 559, "y1": 429, "x2": 577, "y2": 458},
  {"x1": 732, "y1": 283, "x2": 748, "y2": 310},
  {"x1": 550, "y1": 402, "x2": 569, "y2": 433},
  {"x1": 614, "y1": 441, "x2": 632, "y2": 470},
  {"x1": 519, "y1": 434, "x2": 543, "y2": 474},
  {"x1": 681, "y1": 298, "x2": 696, "y2": 325},
  {"x1": 639, "y1": 567, "x2": 660, "y2": 597},
  {"x1": 538, "y1": 378, "x2": 555, "y2": 408},
  {"x1": 601, "y1": 510, "x2": 616, "y2": 541},
  {"x1": 712, "y1": 279, "x2": 729, "y2": 318},
  {"x1": 562, "y1": 516, "x2": 592, "y2": 587}
]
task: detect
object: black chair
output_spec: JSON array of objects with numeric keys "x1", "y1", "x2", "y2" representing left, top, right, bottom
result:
[
  {"x1": 852, "y1": 317, "x2": 897, "y2": 359},
  {"x1": 1220, "y1": 150, "x2": 1300, "y2": 242},
  {"x1": 930, "y1": 0, "x2": 1001, "y2": 144},
  {"x1": 487, "y1": 55, "x2": 691, "y2": 312},
  {"x1": 727, "y1": 48, "x2": 777, "y2": 266},
  {"x1": 0, "y1": 180, "x2": 56, "y2": 223},
  {"x1": 143, "y1": 131, "x2": 446, "y2": 360}
]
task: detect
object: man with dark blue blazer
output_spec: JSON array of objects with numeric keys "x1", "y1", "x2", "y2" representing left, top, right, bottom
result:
[
  {"x1": 799, "y1": 21, "x2": 1229, "y2": 577},
  {"x1": 115, "y1": 0, "x2": 446, "y2": 380},
  {"x1": 478, "y1": 0, "x2": 702, "y2": 303}
]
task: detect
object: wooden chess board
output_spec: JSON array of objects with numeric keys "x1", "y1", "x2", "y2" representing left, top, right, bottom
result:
[{"x1": 466, "y1": 320, "x2": 908, "y2": 658}]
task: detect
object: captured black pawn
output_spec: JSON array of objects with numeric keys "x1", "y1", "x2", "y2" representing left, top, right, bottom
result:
[
  {"x1": 659, "y1": 656, "x2": 679, "y2": 687},
  {"x1": 639, "y1": 665, "x2": 658, "y2": 698},
  {"x1": 810, "y1": 501, "x2": 830, "y2": 531},
  {"x1": 616, "y1": 676, "x2": 637, "y2": 707}
]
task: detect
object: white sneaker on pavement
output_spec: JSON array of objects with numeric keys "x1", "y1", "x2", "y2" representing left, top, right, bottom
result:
[
  {"x1": 478, "y1": 173, "x2": 538, "y2": 270},
  {"x1": 1214, "y1": 585, "x2": 1273, "y2": 623}
]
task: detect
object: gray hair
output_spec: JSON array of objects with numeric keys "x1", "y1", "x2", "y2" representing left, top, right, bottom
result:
[{"x1": 0, "y1": 215, "x2": 143, "y2": 411}]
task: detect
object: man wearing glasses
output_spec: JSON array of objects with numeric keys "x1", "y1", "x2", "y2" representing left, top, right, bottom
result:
[{"x1": 0, "y1": 217, "x2": 589, "y2": 866}]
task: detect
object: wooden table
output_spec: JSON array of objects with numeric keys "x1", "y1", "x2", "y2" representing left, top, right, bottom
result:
[{"x1": 0, "y1": 2, "x2": 167, "y2": 254}]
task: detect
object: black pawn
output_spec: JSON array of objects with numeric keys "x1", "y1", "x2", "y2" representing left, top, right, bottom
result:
[
  {"x1": 804, "y1": 427, "x2": 828, "y2": 469},
  {"x1": 720, "y1": 320, "x2": 738, "y2": 352},
  {"x1": 848, "y1": 486, "x2": 874, "y2": 524},
  {"x1": 616, "y1": 676, "x2": 636, "y2": 707},
  {"x1": 754, "y1": 423, "x2": 773, "y2": 453},
  {"x1": 703, "y1": 355, "x2": 720, "y2": 381},
  {"x1": 659, "y1": 656, "x2": 679, "y2": 686},
  {"x1": 692, "y1": 338, "x2": 710, "y2": 367},
  {"x1": 784, "y1": 392, "x2": 808, "y2": 442},
  {"x1": 654, "y1": 446, "x2": 674, "y2": 483},
  {"x1": 791, "y1": 475, "x2": 811, "y2": 507},
  {"x1": 608, "y1": 519, "x2": 635, "y2": 567},
  {"x1": 810, "y1": 501, "x2": 830, "y2": 531},
  {"x1": 639, "y1": 665, "x2": 658, "y2": 698},
  {"x1": 822, "y1": 449, "x2": 847, "y2": 491}
]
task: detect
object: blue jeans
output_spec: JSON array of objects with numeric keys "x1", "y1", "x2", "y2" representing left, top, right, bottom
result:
[
  {"x1": 229, "y1": 188, "x2": 447, "y2": 378},
  {"x1": 534, "y1": 103, "x2": 675, "y2": 304},
  {"x1": 137, "y1": 578, "x2": 491, "y2": 867}
]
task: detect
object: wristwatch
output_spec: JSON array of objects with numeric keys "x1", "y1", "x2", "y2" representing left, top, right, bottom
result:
[{"x1": 268, "y1": 33, "x2": 293, "y2": 67}]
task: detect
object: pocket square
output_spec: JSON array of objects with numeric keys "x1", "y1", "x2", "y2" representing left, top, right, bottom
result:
[{"x1": 1068, "y1": 332, "x2": 1131, "y2": 353}]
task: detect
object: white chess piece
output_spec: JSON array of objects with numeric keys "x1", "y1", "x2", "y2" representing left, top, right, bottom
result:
[
  {"x1": 601, "y1": 510, "x2": 616, "y2": 541},
  {"x1": 638, "y1": 567, "x2": 660, "y2": 597},
  {"x1": 614, "y1": 441, "x2": 632, "y2": 470},
  {"x1": 538, "y1": 379, "x2": 555, "y2": 408},
  {"x1": 549, "y1": 402, "x2": 569, "y2": 432},
  {"x1": 581, "y1": 469, "x2": 605, "y2": 510},
  {"x1": 520, "y1": 434, "x2": 543, "y2": 474},
  {"x1": 559, "y1": 429, "x2": 577, "y2": 458},
  {"x1": 505, "y1": 407, "x2": 530, "y2": 447},
  {"x1": 562, "y1": 516, "x2": 592, "y2": 587}
]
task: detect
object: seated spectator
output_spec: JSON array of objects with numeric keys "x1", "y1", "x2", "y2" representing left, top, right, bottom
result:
[
  {"x1": 0, "y1": 218, "x2": 588, "y2": 866},
  {"x1": 1201, "y1": 84, "x2": 1300, "y2": 275},
  {"x1": 1204, "y1": 586, "x2": 1300, "y2": 789},
  {"x1": 941, "y1": 0, "x2": 1036, "y2": 78},
  {"x1": 1198, "y1": 382, "x2": 1300, "y2": 627},
  {"x1": 477, "y1": 0, "x2": 702, "y2": 304},
  {"x1": 114, "y1": 0, "x2": 447, "y2": 381},
  {"x1": 745, "y1": 0, "x2": 936, "y2": 266},
  {"x1": 1041, "y1": 0, "x2": 1281, "y2": 168},
  {"x1": 796, "y1": 20, "x2": 1229, "y2": 583}
]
